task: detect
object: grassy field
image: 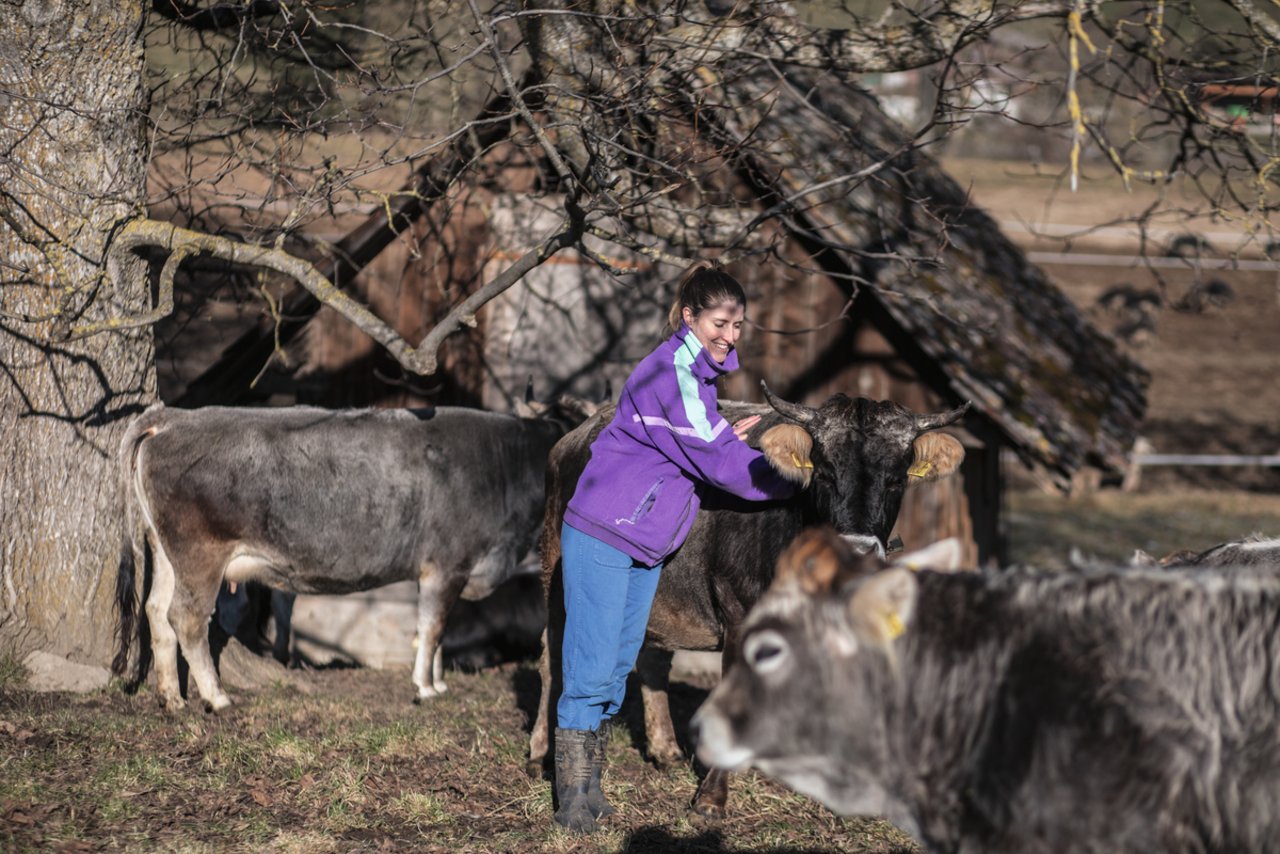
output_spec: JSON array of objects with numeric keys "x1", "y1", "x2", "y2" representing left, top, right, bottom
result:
[
  {"x1": 4, "y1": 488, "x2": 1280, "y2": 853},
  {"x1": 1006, "y1": 487, "x2": 1280, "y2": 568}
]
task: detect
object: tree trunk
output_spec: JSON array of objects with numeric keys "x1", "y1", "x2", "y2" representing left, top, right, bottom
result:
[{"x1": 0, "y1": 0, "x2": 155, "y2": 665}]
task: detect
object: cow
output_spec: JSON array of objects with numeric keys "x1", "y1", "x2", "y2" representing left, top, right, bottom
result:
[
  {"x1": 112, "y1": 397, "x2": 592, "y2": 712},
  {"x1": 1129, "y1": 533, "x2": 1280, "y2": 569},
  {"x1": 693, "y1": 526, "x2": 1280, "y2": 853},
  {"x1": 528, "y1": 382, "x2": 968, "y2": 817}
]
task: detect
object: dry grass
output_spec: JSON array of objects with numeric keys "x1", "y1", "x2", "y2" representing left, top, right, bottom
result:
[{"x1": 0, "y1": 665, "x2": 917, "y2": 854}]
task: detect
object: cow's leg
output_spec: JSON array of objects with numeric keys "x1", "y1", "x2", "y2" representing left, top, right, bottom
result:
[
  {"x1": 636, "y1": 647, "x2": 683, "y2": 767},
  {"x1": 144, "y1": 534, "x2": 185, "y2": 711},
  {"x1": 270, "y1": 591, "x2": 295, "y2": 666},
  {"x1": 527, "y1": 627, "x2": 552, "y2": 777},
  {"x1": 168, "y1": 547, "x2": 231, "y2": 712},
  {"x1": 691, "y1": 638, "x2": 740, "y2": 819},
  {"x1": 412, "y1": 561, "x2": 467, "y2": 701},
  {"x1": 529, "y1": 528, "x2": 565, "y2": 778},
  {"x1": 691, "y1": 768, "x2": 731, "y2": 821}
]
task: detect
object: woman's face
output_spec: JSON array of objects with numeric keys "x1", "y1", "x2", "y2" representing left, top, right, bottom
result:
[{"x1": 683, "y1": 300, "x2": 745, "y2": 363}]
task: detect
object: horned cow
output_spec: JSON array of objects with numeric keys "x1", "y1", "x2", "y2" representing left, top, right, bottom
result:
[
  {"x1": 530, "y1": 383, "x2": 967, "y2": 817},
  {"x1": 694, "y1": 527, "x2": 1280, "y2": 852}
]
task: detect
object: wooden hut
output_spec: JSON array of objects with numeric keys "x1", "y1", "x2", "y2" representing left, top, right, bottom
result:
[
  {"x1": 167, "y1": 74, "x2": 1148, "y2": 569},
  {"x1": 387, "y1": 75, "x2": 1146, "y2": 566}
]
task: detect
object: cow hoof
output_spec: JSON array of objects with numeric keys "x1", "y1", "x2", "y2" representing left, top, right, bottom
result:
[
  {"x1": 207, "y1": 694, "x2": 232, "y2": 713},
  {"x1": 158, "y1": 694, "x2": 185, "y2": 712},
  {"x1": 688, "y1": 801, "x2": 726, "y2": 826},
  {"x1": 413, "y1": 686, "x2": 443, "y2": 703},
  {"x1": 648, "y1": 747, "x2": 685, "y2": 769},
  {"x1": 524, "y1": 759, "x2": 547, "y2": 780}
]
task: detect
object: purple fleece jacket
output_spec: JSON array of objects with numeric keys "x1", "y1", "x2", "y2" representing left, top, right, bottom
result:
[{"x1": 564, "y1": 324, "x2": 798, "y2": 566}]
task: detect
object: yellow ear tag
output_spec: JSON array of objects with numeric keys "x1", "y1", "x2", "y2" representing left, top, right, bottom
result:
[
  {"x1": 790, "y1": 452, "x2": 814, "y2": 470},
  {"x1": 883, "y1": 611, "x2": 906, "y2": 640},
  {"x1": 907, "y1": 460, "x2": 933, "y2": 479}
]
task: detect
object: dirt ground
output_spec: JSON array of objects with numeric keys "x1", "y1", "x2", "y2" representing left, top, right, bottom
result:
[{"x1": 0, "y1": 662, "x2": 914, "y2": 854}]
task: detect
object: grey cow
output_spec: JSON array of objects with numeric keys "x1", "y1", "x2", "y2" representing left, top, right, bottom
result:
[
  {"x1": 113, "y1": 400, "x2": 589, "y2": 712},
  {"x1": 694, "y1": 526, "x2": 1280, "y2": 853},
  {"x1": 1130, "y1": 532, "x2": 1280, "y2": 569}
]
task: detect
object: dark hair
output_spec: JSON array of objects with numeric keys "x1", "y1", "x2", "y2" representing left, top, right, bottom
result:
[{"x1": 666, "y1": 261, "x2": 747, "y2": 332}]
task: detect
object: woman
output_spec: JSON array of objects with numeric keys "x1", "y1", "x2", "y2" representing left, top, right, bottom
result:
[{"x1": 553, "y1": 262, "x2": 802, "y2": 832}]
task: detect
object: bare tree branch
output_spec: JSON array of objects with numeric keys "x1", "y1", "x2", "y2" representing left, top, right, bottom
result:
[
  {"x1": 150, "y1": 0, "x2": 280, "y2": 31},
  {"x1": 69, "y1": 210, "x2": 582, "y2": 376}
]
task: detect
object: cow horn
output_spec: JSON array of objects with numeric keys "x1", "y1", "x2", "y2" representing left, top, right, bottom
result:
[
  {"x1": 761, "y1": 381, "x2": 815, "y2": 424},
  {"x1": 913, "y1": 401, "x2": 970, "y2": 434}
]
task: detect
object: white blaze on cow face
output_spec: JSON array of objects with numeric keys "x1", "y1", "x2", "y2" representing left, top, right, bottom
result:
[{"x1": 841, "y1": 533, "x2": 884, "y2": 558}]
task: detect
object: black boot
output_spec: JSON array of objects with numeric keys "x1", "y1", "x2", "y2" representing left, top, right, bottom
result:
[
  {"x1": 553, "y1": 728, "x2": 596, "y2": 833},
  {"x1": 587, "y1": 720, "x2": 616, "y2": 820}
]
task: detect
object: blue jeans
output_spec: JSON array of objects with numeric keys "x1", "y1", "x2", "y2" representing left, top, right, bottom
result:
[{"x1": 557, "y1": 522, "x2": 664, "y2": 731}]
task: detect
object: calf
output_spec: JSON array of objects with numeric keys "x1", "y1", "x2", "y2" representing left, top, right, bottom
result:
[
  {"x1": 694, "y1": 527, "x2": 1280, "y2": 852},
  {"x1": 530, "y1": 383, "x2": 967, "y2": 816},
  {"x1": 113, "y1": 399, "x2": 589, "y2": 711}
]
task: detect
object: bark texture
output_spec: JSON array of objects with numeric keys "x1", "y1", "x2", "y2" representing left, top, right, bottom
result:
[{"x1": 0, "y1": 0, "x2": 156, "y2": 663}]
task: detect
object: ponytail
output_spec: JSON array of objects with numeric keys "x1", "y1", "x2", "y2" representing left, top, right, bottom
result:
[{"x1": 666, "y1": 261, "x2": 747, "y2": 333}]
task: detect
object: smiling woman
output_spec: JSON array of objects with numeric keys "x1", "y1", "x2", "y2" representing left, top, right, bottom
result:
[{"x1": 550, "y1": 261, "x2": 805, "y2": 833}]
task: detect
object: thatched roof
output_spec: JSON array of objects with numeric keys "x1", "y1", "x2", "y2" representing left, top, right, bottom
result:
[{"x1": 702, "y1": 64, "x2": 1149, "y2": 486}]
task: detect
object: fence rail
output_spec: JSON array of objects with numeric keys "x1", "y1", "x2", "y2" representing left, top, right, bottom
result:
[
  {"x1": 1132, "y1": 453, "x2": 1280, "y2": 467},
  {"x1": 1027, "y1": 251, "x2": 1280, "y2": 271}
]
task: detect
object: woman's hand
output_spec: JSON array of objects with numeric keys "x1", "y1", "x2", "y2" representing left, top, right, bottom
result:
[{"x1": 733, "y1": 415, "x2": 761, "y2": 441}]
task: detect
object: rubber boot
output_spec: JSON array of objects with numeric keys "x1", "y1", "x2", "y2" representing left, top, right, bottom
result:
[
  {"x1": 553, "y1": 728, "x2": 597, "y2": 833},
  {"x1": 587, "y1": 719, "x2": 616, "y2": 820}
]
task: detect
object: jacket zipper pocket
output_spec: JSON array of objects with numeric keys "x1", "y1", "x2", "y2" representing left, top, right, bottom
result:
[{"x1": 617, "y1": 478, "x2": 663, "y2": 526}]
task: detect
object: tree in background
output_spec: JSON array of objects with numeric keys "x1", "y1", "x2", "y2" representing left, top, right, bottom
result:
[{"x1": 2, "y1": 0, "x2": 1277, "y2": 664}]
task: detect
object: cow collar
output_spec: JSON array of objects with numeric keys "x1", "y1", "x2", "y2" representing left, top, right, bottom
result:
[{"x1": 675, "y1": 323, "x2": 739, "y2": 380}]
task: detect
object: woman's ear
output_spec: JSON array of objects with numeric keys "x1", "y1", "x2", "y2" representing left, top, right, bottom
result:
[{"x1": 681, "y1": 305, "x2": 694, "y2": 327}]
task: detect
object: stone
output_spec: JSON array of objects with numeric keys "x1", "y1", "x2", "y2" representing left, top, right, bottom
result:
[{"x1": 23, "y1": 651, "x2": 110, "y2": 693}]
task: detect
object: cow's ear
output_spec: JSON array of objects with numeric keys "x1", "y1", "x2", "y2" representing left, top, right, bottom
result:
[
  {"x1": 848, "y1": 568, "x2": 917, "y2": 645},
  {"x1": 554, "y1": 393, "x2": 599, "y2": 422},
  {"x1": 775, "y1": 526, "x2": 853, "y2": 593},
  {"x1": 761, "y1": 423, "x2": 814, "y2": 487},
  {"x1": 1129, "y1": 549, "x2": 1157, "y2": 567},
  {"x1": 892, "y1": 537, "x2": 967, "y2": 573},
  {"x1": 515, "y1": 399, "x2": 548, "y2": 418},
  {"x1": 906, "y1": 432, "x2": 964, "y2": 485}
]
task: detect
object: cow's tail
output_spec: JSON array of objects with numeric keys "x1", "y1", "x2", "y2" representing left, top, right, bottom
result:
[{"x1": 112, "y1": 406, "x2": 163, "y2": 687}]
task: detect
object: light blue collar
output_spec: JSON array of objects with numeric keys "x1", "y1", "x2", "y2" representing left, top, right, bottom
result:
[{"x1": 675, "y1": 323, "x2": 738, "y2": 379}]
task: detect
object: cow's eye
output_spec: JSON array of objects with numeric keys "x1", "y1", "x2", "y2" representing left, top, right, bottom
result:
[{"x1": 744, "y1": 630, "x2": 789, "y2": 676}]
